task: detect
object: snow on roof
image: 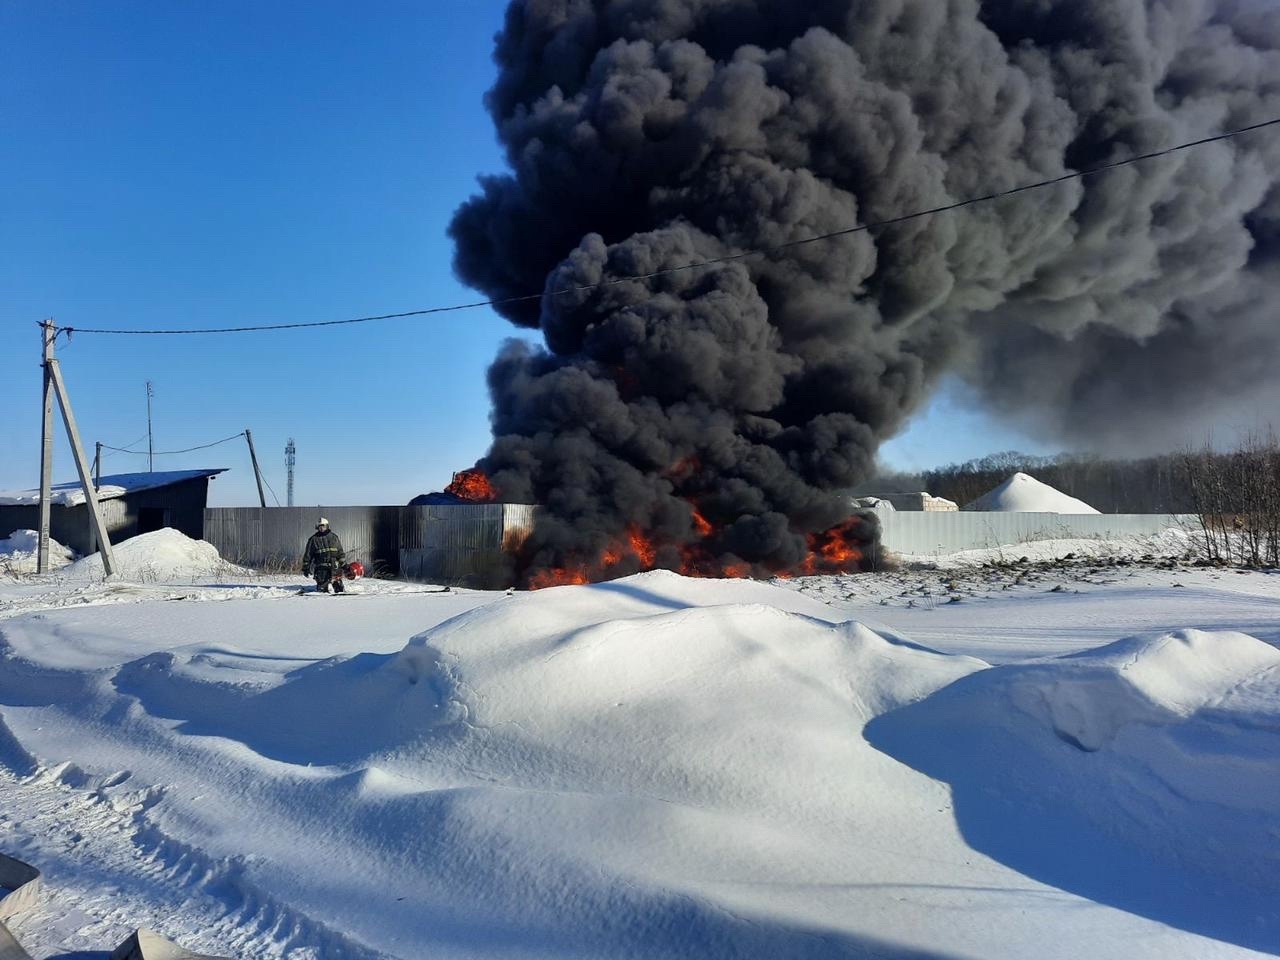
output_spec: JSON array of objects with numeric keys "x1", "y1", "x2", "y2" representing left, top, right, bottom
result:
[
  {"x1": 0, "y1": 469, "x2": 226, "y2": 507},
  {"x1": 964, "y1": 472, "x2": 1101, "y2": 514}
]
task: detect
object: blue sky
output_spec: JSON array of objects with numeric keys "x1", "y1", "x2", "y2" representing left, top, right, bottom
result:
[{"x1": 0, "y1": 1, "x2": 1044, "y2": 507}]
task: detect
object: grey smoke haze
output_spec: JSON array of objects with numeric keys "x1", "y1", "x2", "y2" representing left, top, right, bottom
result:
[{"x1": 450, "y1": 0, "x2": 1280, "y2": 577}]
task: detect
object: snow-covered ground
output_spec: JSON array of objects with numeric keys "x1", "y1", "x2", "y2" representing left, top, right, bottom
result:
[{"x1": 0, "y1": 531, "x2": 1277, "y2": 959}]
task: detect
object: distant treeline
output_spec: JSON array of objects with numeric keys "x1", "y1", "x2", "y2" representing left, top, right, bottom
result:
[{"x1": 859, "y1": 451, "x2": 1196, "y2": 514}]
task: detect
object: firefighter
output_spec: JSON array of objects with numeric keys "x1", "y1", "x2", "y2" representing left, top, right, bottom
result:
[{"x1": 302, "y1": 517, "x2": 346, "y2": 593}]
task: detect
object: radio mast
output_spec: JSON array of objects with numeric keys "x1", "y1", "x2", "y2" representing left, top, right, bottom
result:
[{"x1": 285, "y1": 438, "x2": 296, "y2": 507}]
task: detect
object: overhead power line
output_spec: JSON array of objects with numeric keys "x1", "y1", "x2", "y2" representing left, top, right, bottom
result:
[
  {"x1": 100, "y1": 431, "x2": 247, "y2": 456},
  {"x1": 100, "y1": 432, "x2": 152, "y2": 459},
  {"x1": 55, "y1": 116, "x2": 1280, "y2": 338}
]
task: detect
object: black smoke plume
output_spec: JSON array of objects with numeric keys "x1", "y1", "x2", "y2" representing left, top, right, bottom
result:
[{"x1": 450, "y1": 0, "x2": 1280, "y2": 581}]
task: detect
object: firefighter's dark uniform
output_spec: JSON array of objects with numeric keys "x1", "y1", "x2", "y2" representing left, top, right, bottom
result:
[{"x1": 302, "y1": 528, "x2": 346, "y2": 593}]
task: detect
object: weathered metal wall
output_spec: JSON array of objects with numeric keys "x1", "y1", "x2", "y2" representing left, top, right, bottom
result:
[
  {"x1": 204, "y1": 506, "x2": 402, "y2": 574},
  {"x1": 204, "y1": 505, "x2": 1188, "y2": 582},
  {"x1": 399, "y1": 505, "x2": 509, "y2": 587},
  {"x1": 204, "y1": 504, "x2": 542, "y2": 585},
  {"x1": 874, "y1": 510, "x2": 1193, "y2": 558}
]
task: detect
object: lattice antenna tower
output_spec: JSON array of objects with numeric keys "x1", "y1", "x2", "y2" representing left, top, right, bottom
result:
[{"x1": 285, "y1": 438, "x2": 296, "y2": 507}]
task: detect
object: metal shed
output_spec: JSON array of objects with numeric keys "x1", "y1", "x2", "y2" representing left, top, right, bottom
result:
[{"x1": 0, "y1": 469, "x2": 226, "y2": 556}]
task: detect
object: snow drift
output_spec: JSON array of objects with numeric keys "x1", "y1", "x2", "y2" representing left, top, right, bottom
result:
[
  {"x1": 61, "y1": 529, "x2": 249, "y2": 582},
  {"x1": 0, "y1": 531, "x2": 74, "y2": 575},
  {"x1": 1, "y1": 571, "x2": 1277, "y2": 957},
  {"x1": 965, "y1": 472, "x2": 1102, "y2": 514},
  {"x1": 867, "y1": 628, "x2": 1280, "y2": 952}
]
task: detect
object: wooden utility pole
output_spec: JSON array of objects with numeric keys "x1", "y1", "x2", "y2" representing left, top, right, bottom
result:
[
  {"x1": 244, "y1": 429, "x2": 267, "y2": 508},
  {"x1": 36, "y1": 322, "x2": 116, "y2": 576},
  {"x1": 36, "y1": 321, "x2": 56, "y2": 574}
]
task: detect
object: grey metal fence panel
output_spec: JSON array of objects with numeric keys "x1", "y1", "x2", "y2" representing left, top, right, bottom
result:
[
  {"x1": 204, "y1": 507, "x2": 401, "y2": 574},
  {"x1": 875, "y1": 510, "x2": 1193, "y2": 558},
  {"x1": 399, "y1": 505, "x2": 509, "y2": 585}
]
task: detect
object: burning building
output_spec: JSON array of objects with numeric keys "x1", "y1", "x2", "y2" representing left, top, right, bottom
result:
[{"x1": 446, "y1": 0, "x2": 1280, "y2": 588}]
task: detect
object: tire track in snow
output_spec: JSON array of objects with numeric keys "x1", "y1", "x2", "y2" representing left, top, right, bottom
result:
[{"x1": 0, "y1": 751, "x2": 393, "y2": 959}]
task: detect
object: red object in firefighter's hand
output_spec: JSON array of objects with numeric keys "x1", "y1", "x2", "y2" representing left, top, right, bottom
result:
[{"x1": 344, "y1": 561, "x2": 365, "y2": 580}]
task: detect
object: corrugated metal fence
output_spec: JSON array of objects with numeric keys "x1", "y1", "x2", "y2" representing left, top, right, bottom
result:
[
  {"x1": 206, "y1": 505, "x2": 1193, "y2": 584},
  {"x1": 874, "y1": 510, "x2": 1194, "y2": 557},
  {"x1": 397, "y1": 504, "x2": 538, "y2": 586},
  {"x1": 204, "y1": 507, "x2": 402, "y2": 575},
  {"x1": 204, "y1": 504, "x2": 540, "y2": 585}
]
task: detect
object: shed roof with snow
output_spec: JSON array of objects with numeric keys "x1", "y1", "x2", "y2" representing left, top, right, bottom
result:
[
  {"x1": 0, "y1": 469, "x2": 228, "y2": 557},
  {"x1": 0, "y1": 469, "x2": 227, "y2": 506}
]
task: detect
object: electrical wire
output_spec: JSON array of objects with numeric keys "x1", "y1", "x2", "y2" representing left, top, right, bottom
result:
[
  {"x1": 260, "y1": 474, "x2": 283, "y2": 507},
  {"x1": 99, "y1": 433, "x2": 152, "y2": 459},
  {"x1": 53, "y1": 116, "x2": 1280, "y2": 338},
  {"x1": 100, "y1": 431, "x2": 247, "y2": 456}
]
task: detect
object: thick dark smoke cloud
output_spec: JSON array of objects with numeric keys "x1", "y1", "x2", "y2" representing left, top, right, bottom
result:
[{"x1": 450, "y1": 0, "x2": 1280, "y2": 576}]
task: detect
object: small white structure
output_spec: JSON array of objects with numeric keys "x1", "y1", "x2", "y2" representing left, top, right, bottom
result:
[
  {"x1": 965, "y1": 472, "x2": 1100, "y2": 515},
  {"x1": 874, "y1": 492, "x2": 958, "y2": 513},
  {"x1": 853, "y1": 496, "x2": 895, "y2": 511}
]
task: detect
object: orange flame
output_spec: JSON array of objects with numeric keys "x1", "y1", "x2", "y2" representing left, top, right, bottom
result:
[
  {"x1": 690, "y1": 506, "x2": 712, "y2": 538},
  {"x1": 528, "y1": 567, "x2": 591, "y2": 590},
  {"x1": 628, "y1": 526, "x2": 657, "y2": 568},
  {"x1": 445, "y1": 468, "x2": 497, "y2": 503},
  {"x1": 516, "y1": 509, "x2": 871, "y2": 588},
  {"x1": 803, "y1": 518, "x2": 865, "y2": 575}
]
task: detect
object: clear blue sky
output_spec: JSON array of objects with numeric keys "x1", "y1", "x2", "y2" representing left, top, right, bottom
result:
[{"x1": 0, "y1": 1, "x2": 1043, "y2": 507}]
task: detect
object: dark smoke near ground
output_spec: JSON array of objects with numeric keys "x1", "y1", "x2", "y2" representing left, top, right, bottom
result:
[{"x1": 449, "y1": 0, "x2": 1280, "y2": 581}]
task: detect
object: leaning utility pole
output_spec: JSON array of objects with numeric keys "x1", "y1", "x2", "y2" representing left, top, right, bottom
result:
[
  {"x1": 36, "y1": 320, "x2": 116, "y2": 576},
  {"x1": 244, "y1": 429, "x2": 267, "y2": 508}
]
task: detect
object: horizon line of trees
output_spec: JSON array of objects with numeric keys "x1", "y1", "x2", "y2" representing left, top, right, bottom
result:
[{"x1": 856, "y1": 448, "x2": 1229, "y2": 515}]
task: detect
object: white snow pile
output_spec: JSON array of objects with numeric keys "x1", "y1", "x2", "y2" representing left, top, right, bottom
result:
[
  {"x1": 0, "y1": 530, "x2": 75, "y2": 574},
  {"x1": 966, "y1": 471, "x2": 1102, "y2": 514},
  {"x1": 61, "y1": 528, "x2": 250, "y2": 582}
]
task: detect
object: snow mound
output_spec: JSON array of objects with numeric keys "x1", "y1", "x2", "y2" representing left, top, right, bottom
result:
[
  {"x1": 867, "y1": 629, "x2": 1280, "y2": 946},
  {"x1": 0, "y1": 530, "x2": 75, "y2": 574},
  {"x1": 965, "y1": 472, "x2": 1101, "y2": 513},
  {"x1": 62, "y1": 528, "x2": 250, "y2": 582}
]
